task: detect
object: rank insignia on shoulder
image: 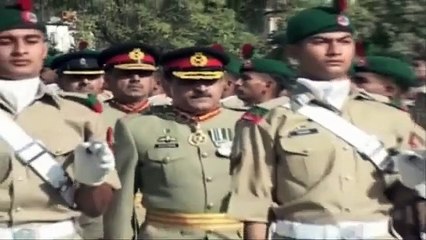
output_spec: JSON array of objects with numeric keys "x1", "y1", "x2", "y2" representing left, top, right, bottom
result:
[
  {"x1": 241, "y1": 106, "x2": 269, "y2": 124},
  {"x1": 85, "y1": 94, "x2": 103, "y2": 113},
  {"x1": 288, "y1": 128, "x2": 319, "y2": 137}
]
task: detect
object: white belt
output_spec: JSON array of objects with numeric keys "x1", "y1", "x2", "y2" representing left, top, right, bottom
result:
[
  {"x1": 0, "y1": 220, "x2": 77, "y2": 239},
  {"x1": 271, "y1": 219, "x2": 389, "y2": 239}
]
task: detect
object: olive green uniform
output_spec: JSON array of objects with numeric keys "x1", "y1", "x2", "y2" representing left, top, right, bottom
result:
[{"x1": 104, "y1": 106, "x2": 243, "y2": 239}]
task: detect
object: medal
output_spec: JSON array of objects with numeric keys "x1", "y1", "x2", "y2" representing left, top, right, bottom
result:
[{"x1": 188, "y1": 124, "x2": 207, "y2": 146}]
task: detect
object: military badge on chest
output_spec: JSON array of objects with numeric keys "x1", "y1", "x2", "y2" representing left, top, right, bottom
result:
[
  {"x1": 155, "y1": 129, "x2": 179, "y2": 148},
  {"x1": 208, "y1": 128, "x2": 233, "y2": 157}
]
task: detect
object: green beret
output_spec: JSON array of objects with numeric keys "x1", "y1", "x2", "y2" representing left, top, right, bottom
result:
[
  {"x1": 0, "y1": 4, "x2": 45, "y2": 33},
  {"x1": 355, "y1": 56, "x2": 416, "y2": 90},
  {"x1": 241, "y1": 58, "x2": 295, "y2": 83},
  {"x1": 51, "y1": 50, "x2": 104, "y2": 75},
  {"x1": 225, "y1": 54, "x2": 242, "y2": 77},
  {"x1": 287, "y1": 3, "x2": 353, "y2": 44}
]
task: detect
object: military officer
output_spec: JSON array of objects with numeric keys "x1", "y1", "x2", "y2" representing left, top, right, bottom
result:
[
  {"x1": 51, "y1": 50, "x2": 108, "y2": 98},
  {"x1": 98, "y1": 43, "x2": 159, "y2": 128},
  {"x1": 98, "y1": 43, "x2": 162, "y2": 237},
  {"x1": 227, "y1": 1, "x2": 426, "y2": 239},
  {"x1": 0, "y1": 2, "x2": 120, "y2": 239},
  {"x1": 104, "y1": 46, "x2": 243, "y2": 239},
  {"x1": 353, "y1": 55, "x2": 417, "y2": 111}
]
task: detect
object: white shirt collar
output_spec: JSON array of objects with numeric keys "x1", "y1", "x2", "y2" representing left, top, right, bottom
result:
[
  {"x1": 296, "y1": 77, "x2": 351, "y2": 110},
  {"x1": 0, "y1": 77, "x2": 41, "y2": 113}
]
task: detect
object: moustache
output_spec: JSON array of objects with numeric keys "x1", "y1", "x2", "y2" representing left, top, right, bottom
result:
[{"x1": 190, "y1": 94, "x2": 212, "y2": 99}]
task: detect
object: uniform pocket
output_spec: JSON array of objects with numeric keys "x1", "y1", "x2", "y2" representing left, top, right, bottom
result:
[
  {"x1": 145, "y1": 149, "x2": 186, "y2": 188},
  {"x1": 277, "y1": 130, "x2": 336, "y2": 187}
]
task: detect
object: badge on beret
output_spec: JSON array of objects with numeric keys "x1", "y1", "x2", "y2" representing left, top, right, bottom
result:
[
  {"x1": 190, "y1": 52, "x2": 208, "y2": 67},
  {"x1": 129, "y1": 48, "x2": 145, "y2": 64},
  {"x1": 79, "y1": 58, "x2": 87, "y2": 66},
  {"x1": 243, "y1": 59, "x2": 253, "y2": 69},
  {"x1": 337, "y1": 15, "x2": 350, "y2": 26},
  {"x1": 21, "y1": 11, "x2": 38, "y2": 23},
  {"x1": 356, "y1": 58, "x2": 367, "y2": 67}
]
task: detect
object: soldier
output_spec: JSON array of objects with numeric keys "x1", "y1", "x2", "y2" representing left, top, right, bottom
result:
[
  {"x1": 51, "y1": 51, "x2": 107, "y2": 97},
  {"x1": 352, "y1": 55, "x2": 417, "y2": 111},
  {"x1": 0, "y1": 2, "x2": 120, "y2": 239},
  {"x1": 147, "y1": 69, "x2": 172, "y2": 106},
  {"x1": 104, "y1": 46, "x2": 243, "y2": 239},
  {"x1": 227, "y1": 1, "x2": 426, "y2": 239},
  {"x1": 234, "y1": 47, "x2": 295, "y2": 107},
  {"x1": 220, "y1": 51, "x2": 245, "y2": 109}
]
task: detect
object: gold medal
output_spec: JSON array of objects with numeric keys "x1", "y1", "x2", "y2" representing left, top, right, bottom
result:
[{"x1": 188, "y1": 124, "x2": 207, "y2": 146}]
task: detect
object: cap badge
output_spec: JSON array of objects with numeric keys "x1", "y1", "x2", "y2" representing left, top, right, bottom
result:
[
  {"x1": 356, "y1": 58, "x2": 367, "y2": 67},
  {"x1": 243, "y1": 59, "x2": 253, "y2": 69},
  {"x1": 79, "y1": 58, "x2": 87, "y2": 66},
  {"x1": 337, "y1": 15, "x2": 350, "y2": 26},
  {"x1": 129, "y1": 48, "x2": 145, "y2": 64},
  {"x1": 21, "y1": 11, "x2": 38, "y2": 23},
  {"x1": 190, "y1": 52, "x2": 208, "y2": 67}
]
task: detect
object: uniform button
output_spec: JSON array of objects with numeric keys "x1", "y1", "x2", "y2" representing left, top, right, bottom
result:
[
  {"x1": 205, "y1": 176, "x2": 213, "y2": 182},
  {"x1": 16, "y1": 176, "x2": 23, "y2": 181},
  {"x1": 55, "y1": 149, "x2": 62, "y2": 154},
  {"x1": 201, "y1": 152, "x2": 208, "y2": 158},
  {"x1": 207, "y1": 203, "x2": 214, "y2": 209},
  {"x1": 343, "y1": 145, "x2": 350, "y2": 151},
  {"x1": 302, "y1": 149, "x2": 309, "y2": 154},
  {"x1": 163, "y1": 156, "x2": 171, "y2": 162},
  {"x1": 344, "y1": 207, "x2": 351, "y2": 212},
  {"x1": 15, "y1": 207, "x2": 22, "y2": 212}
]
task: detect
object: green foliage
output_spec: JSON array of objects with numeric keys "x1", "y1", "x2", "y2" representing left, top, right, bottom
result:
[{"x1": 34, "y1": 0, "x2": 425, "y2": 58}]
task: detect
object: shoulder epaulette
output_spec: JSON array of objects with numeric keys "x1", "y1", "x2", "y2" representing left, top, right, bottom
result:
[{"x1": 240, "y1": 106, "x2": 269, "y2": 124}]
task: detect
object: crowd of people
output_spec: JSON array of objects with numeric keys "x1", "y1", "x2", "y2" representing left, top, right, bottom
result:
[{"x1": 0, "y1": 0, "x2": 425, "y2": 239}]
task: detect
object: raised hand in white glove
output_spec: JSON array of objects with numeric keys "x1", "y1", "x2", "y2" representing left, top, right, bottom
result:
[{"x1": 73, "y1": 141, "x2": 115, "y2": 186}]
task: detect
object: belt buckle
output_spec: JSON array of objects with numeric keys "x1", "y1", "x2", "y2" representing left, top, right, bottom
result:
[
  {"x1": 339, "y1": 224, "x2": 363, "y2": 239},
  {"x1": 13, "y1": 228, "x2": 37, "y2": 239}
]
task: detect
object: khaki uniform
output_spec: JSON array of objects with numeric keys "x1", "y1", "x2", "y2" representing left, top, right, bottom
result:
[
  {"x1": 0, "y1": 83, "x2": 120, "y2": 239},
  {"x1": 228, "y1": 88, "x2": 425, "y2": 239},
  {"x1": 104, "y1": 106, "x2": 244, "y2": 239}
]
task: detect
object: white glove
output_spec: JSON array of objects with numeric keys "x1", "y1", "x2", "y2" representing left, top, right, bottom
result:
[
  {"x1": 217, "y1": 141, "x2": 233, "y2": 157},
  {"x1": 73, "y1": 141, "x2": 115, "y2": 186},
  {"x1": 394, "y1": 150, "x2": 426, "y2": 198}
]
